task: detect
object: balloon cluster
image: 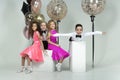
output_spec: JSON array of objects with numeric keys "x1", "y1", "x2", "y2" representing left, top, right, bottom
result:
[{"x1": 21, "y1": 0, "x2": 45, "y2": 39}]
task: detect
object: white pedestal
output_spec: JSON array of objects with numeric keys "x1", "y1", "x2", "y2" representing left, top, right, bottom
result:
[
  {"x1": 69, "y1": 41, "x2": 86, "y2": 72},
  {"x1": 32, "y1": 50, "x2": 55, "y2": 72}
]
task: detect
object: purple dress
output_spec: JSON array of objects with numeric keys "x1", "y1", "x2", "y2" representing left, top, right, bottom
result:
[{"x1": 48, "y1": 30, "x2": 70, "y2": 61}]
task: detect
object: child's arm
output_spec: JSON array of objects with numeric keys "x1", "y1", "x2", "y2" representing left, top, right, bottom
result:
[
  {"x1": 47, "y1": 32, "x2": 60, "y2": 47},
  {"x1": 53, "y1": 32, "x2": 73, "y2": 37},
  {"x1": 36, "y1": 31, "x2": 45, "y2": 51},
  {"x1": 84, "y1": 31, "x2": 104, "y2": 37}
]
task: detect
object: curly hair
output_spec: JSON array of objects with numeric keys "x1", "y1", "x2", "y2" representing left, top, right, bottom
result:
[{"x1": 28, "y1": 21, "x2": 41, "y2": 38}]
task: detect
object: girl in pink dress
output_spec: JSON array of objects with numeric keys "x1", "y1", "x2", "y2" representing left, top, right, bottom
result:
[
  {"x1": 47, "y1": 20, "x2": 70, "y2": 71},
  {"x1": 17, "y1": 21, "x2": 44, "y2": 74}
]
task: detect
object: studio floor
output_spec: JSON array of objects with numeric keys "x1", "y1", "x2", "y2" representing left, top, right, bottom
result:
[{"x1": 1, "y1": 64, "x2": 120, "y2": 80}]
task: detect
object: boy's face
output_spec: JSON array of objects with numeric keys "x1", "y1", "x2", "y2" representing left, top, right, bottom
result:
[
  {"x1": 75, "y1": 26, "x2": 83, "y2": 35},
  {"x1": 40, "y1": 22, "x2": 47, "y2": 31}
]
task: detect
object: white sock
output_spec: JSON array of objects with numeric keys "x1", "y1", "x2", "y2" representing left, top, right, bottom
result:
[
  {"x1": 27, "y1": 66, "x2": 32, "y2": 71},
  {"x1": 56, "y1": 63, "x2": 62, "y2": 67},
  {"x1": 58, "y1": 63, "x2": 62, "y2": 66},
  {"x1": 21, "y1": 66, "x2": 25, "y2": 69}
]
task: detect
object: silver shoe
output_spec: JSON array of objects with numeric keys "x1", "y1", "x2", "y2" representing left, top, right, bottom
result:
[
  {"x1": 56, "y1": 63, "x2": 62, "y2": 72},
  {"x1": 17, "y1": 66, "x2": 26, "y2": 73},
  {"x1": 25, "y1": 69, "x2": 32, "y2": 74},
  {"x1": 25, "y1": 66, "x2": 32, "y2": 74}
]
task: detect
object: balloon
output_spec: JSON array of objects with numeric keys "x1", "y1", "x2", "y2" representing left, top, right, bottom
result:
[
  {"x1": 81, "y1": 0, "x2": 106, "y2": 15},
  {"x1": 31, "y1": 0, "x2": 42, "y2": 14},
  {"x1": 25, "y1": 12, "x2": 34, "y2": 23},
  {"x1": 47, "y1": 0, "x2": 67, "y2": 20},
  {"x1": 26, "y1": 0, "x2": 32, "y2": 4},
  {"x1": 25, "y1": 12, "x2": 45, "y2": 24},
  {"x1": 23, "y1": 26, "x2": 30, "y2": 39},
  {"x1": 21, "y1": 1, "x2": 31, "y2": 15},
  {"x1": 34, "y1": 13, "x2": 45, "y2": 23}
]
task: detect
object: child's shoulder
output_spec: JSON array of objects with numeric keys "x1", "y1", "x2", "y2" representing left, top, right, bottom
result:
[
  {"x1": 35, "y1": 31, "x2": 39, "y2": 33},
  {"x1": 35, "y1": 31, "x2": 40, "y2": 35}
]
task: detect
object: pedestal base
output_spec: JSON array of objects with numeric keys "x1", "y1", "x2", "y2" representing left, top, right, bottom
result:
[
  {"x1": 32, "y1": 50, "x2": 55, "y2": 72},
  {"x1": 70, "y1": 41, "x2": 86, "y2": 72}
]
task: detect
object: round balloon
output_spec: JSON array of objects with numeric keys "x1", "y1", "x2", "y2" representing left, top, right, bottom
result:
[
  {"x1": 23, "y1": 26, "x2": 30, "y2": 39},
  {"x1": 25, "y1": 12, "x2": 34, "y2": 24},
  {"x1": 47, "y1": 0, "x2": 67, "y2": 20},
  {"x1": 31, "y1": 0, "x2": 42, "y2": 14},
  {"x1": 34, "y1": 13, "x2": 45, "y2": 23},
  {"x1": 81, "y1": 0, "x2": 106, "y2": 15}
]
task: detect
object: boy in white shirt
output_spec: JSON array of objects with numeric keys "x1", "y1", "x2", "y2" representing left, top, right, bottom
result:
[{"x1": 53, "y1": 24, "x2": 105, "y2": 40}]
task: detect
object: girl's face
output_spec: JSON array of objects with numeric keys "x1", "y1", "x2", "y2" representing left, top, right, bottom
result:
[
  {"x1": 49, "y1": 22, "x2": 55, "y2": 30},
  {"x1": 32, "y1": 23, "x2": 37, "y2": 31},
  {"x1": 40, "y1": 22, "x2": 47, "y2": 31},
  {"x1": 75, "y1": 26, "x2": 83, "y2": 35}
]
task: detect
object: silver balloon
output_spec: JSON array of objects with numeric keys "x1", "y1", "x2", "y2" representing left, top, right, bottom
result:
[
  {"x1": 47, "y1": 0, "x2": 67, "y2": 20},
  {"x1": 31, "y1": 0, "x2": 42, "y2": 14},
  {"x1": 81, "y1": 0, "x2": 106, "y2": 15},
  {"x1": 25, "y1": 12, "x2": 34, "y2": 23}
]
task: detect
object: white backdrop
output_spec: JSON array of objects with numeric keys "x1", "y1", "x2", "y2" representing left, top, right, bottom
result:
[{"x1": 0, "y1": 0, "x2": 120, "y2": 70}]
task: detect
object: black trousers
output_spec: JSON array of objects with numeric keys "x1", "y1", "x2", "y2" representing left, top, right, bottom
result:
[{"x1": 42, "y1": 41, "x2": 48, "y2": 49}]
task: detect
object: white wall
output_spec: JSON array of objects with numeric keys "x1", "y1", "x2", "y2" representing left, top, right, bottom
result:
[{"x1": 0, "y1": 0, "x2": 120, "y2": 70}]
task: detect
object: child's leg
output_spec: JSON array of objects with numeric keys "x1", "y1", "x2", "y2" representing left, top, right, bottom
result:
[
  {"x1": 21, "y1": 57, "x2": 25, "y2": 66},
  {"x1": 56, "y1": 57, "x2": 64, "y2": 71},
  {"x1": 25, "y1": 55, "x2": 32, "y2": 74},
  {"x1": 17, "y1": 56, "x2": 26, "y2": 73},
  {"x1": 26, "y1": 55, "x2": 31, "y2": 66},
  {"x1": 58, "y1": 57, "x2": 64, "y2": 63}
]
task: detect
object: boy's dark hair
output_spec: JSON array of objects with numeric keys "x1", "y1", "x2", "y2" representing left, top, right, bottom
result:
[{"x1": 75, "y1": 24, "x2": 83, "y2": 30}]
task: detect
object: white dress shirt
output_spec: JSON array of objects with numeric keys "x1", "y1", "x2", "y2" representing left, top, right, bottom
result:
[{"x1": 53, "y1": 31, "x2": 102, "y2": 41}]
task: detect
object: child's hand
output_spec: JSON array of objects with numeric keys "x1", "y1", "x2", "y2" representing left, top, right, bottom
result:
[
  {"x1": 40, "y1": 36, "x2": 43, "y2": 40},
  {"x1": 56, "y1": 44, "x2": 60, "y2": 47}
]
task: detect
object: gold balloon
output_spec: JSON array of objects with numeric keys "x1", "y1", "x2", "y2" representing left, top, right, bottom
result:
[{"x1": 33, "y1": 13, "x2": 45, "y2": 23}]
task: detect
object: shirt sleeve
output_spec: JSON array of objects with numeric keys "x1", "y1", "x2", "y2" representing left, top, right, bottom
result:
[
  {"x1": 84, "y1": 31, "x2": 102, "y2": 37},
  {"x1": 53, "y1": 32, "x2": 74, "y2": 37}
]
